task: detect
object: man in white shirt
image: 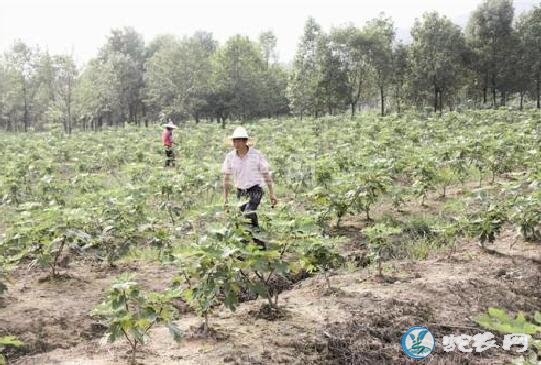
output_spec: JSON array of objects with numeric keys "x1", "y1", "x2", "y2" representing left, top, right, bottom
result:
[{"x1": 222, "y1": 127, "x2": 278, "y2": 229}]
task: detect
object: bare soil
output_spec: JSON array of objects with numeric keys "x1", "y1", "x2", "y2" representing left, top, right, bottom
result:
[{"x1": 3, "y1": 229, "x2": 539, "y2": 365}]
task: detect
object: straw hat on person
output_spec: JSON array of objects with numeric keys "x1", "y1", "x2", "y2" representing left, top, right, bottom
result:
[
  {"x1": 162, "y1": 121, "x2": 177, "y2": 129},
  {"x1": 224, "y1": 127, "x2": 256, "y2": 146},
  {"x1": 228, "y1": 127, "x2": 250, "y2": 139}
]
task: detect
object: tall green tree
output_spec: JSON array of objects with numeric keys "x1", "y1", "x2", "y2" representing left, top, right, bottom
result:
[
  {"x1": 410, "y1": 12, "x2": 468, "y2": 114},
  {"x1": 311, "y1": 30, "x2": 348, "y2": 117},
  {"x1": 259, "y1": 31, "x2": 278, "y2": 68},
  {"x1": 364, "y1": 14, "x2": 395, "y2": 116},
  {"x1": 516, "y1": 6, "x2": 541, "y2": 108},
  {"x1": 466, "y1": 0, "x2": 514, "y2": 107},
  {"x1": 4, "y1": 41, "x2": 37, "y2": 131},
  {"x1": 188, "y1": 31, "x2": 218, "y2": 123},
  {"x1": 0, "y1": 58, "x2": 23, "y2": 131},
  {"x1": 391, "y1": 42, "x2": 410, "y2": 113},
  {"x1": 330, "y1": 24, "x2": 372, "y2": 118},
  {"x1": 262, "y1": 64, "x2": 290, "y2": 118},
  {"x1": 145, "y1": 32, "x2": 216, "y2": 123},
  {"x1": 287, "y1": 17, "x2": 322, "y2": 119},
  {"x1": 99, "y1": 27, "x2": 146, "y2": 125},
  {"x1": 212, "y1": 35, "x2": 265, "y2": 123},
  {"x1": 257, "y1": 31, "x2": 289, "y2": 118},
  {"x1": 34, "y1": 52, "x2": 57, "y2": 127},
  {"x1": 49, "y1": 55, "x2": 78, "y2": 133},
  {"x1": 73, "y1": 58, "x2": 121, "y2": 131}
]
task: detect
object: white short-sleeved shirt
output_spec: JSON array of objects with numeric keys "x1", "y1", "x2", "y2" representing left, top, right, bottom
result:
[{"x1": 221, "y1": 147, "x2": 270, "y2": 189}]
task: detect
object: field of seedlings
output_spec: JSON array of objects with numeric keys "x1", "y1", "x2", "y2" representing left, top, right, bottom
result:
[{"x1": 1, "y1": 110, "x2": 540, "y2": 365}]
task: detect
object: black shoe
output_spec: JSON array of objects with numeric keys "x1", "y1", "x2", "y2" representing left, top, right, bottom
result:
[{"x1": 252, "y1": 237, "x2": 267, "y2": 250}]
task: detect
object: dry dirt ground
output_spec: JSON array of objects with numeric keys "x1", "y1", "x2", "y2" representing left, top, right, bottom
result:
[{"x1": 2, "y1": 225, "x2": 539, "y2": 365}]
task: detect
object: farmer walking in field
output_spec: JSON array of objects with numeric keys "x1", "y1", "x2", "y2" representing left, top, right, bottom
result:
[
  {"x1": 162, "y1": 120, "x2": 177, "y2": 167},
  {"x1": 222, "y1": 127, "x2": 278, "y2": 232}
]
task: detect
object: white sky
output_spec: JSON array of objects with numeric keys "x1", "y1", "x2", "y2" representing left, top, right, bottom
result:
[{"x1": 0, "y1": 0, "x2": 536, "y2": 66}]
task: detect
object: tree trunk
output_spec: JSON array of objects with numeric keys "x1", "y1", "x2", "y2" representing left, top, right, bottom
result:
[
  {"x1": 434, "y1": 87, "x2": 438, "y2": 113},
  {"x1": 135, "y1": 105, "x2": 139, "y2": 127},
  {"x1": 500, "y1": 90, "x2": 505, "y2": 107},
  {"x1": 536, "y1": 73, "x2": 541, "y2": 109},
  {"x1": 129, "y1": 104, "x2": 134, "y2": 124},
  {"x1": 204, "y1": 313, "x2": 209, "y2": 334},
  {"x1": 324, "y1": 271, "x2": 331, "y2": 289},
  {"x1": 131, "y1": 342, "x2": 137, "y2": 365},
  {"x1": 439, "y1": 90, "x2": 443, "y2": 117},
  {"x1": 492, "y1": 76, "x2": 496, "y2": 108},
  {"x1": 520, "y1": 92, "x2": 524, "y2": 110},
  {"x1": 483, "y1": 87, "x2": 487, "y2": 104},
  {"x1": 350, "y1": 102, "x2": 356, "y2": 119},
  {"x1": 396, "y1": 87, "x2": 401, "y2": 113},
  {"x1": 23, "y1": 83, "x2": 29, "y2": 132},
  {"x1": 67, "y1": 78, "x2": 72, "y2": 135},
  {"x1": 380, "y1": 86, "x2": 385, "y2": 117},
  {"x1": 141, "y1": 103, "x2": 148, "y2": 127}
]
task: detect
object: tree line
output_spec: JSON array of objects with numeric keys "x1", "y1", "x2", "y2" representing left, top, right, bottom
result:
[{"x1": 1, "y1": 0, "x2": 540, "y2": 132}]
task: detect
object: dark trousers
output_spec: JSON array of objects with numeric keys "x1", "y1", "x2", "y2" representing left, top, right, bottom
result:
[
  {"x1": 164, "y1": 147, "x2": 175, "y2": 167},
  {"x1": 237, "y1": 185, "x2": 263, "y2": 228}
]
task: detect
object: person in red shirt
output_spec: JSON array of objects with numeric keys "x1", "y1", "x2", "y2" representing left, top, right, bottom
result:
[{"x1": 161, "y1": 121, "x2": 177, "y2": 167}]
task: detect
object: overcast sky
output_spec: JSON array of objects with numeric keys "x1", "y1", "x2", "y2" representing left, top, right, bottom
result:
[{"x1": 0, "y1": 0, "x2": 537, "y2": 65}]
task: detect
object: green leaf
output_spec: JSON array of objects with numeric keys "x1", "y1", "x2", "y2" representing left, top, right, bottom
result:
[
  {"x1": 475, "y1": 307, "x2": 541, "y2": 335},
  {"x1": 166, "y1": 323, "x2": 183, "y2": 342},
  {"x1": 0, "y1": 336, "x2": 23, "y2": 347},
  {"x1": 119, "y1": 316, "x2": 134, "y2": 332},
  {"x1": 487, "y1": 307, "x2": 507, "y2": 320},
  {"x1": 534, "y1": 311, "x2": 541, "y2": 325},
  {"x1": 250, "y1": 282, "x2": 268, "y2": 296},
  {"x1": 135, "y1": 318, "x2": 151, "y2": 330},
  {"x1": 182, "y1": 288, "x2": 194, "y2": 302}
]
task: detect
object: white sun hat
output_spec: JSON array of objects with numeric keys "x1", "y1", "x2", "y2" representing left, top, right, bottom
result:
[
  {"x1": 162, "y1": 122, "x2": 177, "y2": 129},
  {"x1": 228, "y1": 127, "x2": 249, "y2": 139}
]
